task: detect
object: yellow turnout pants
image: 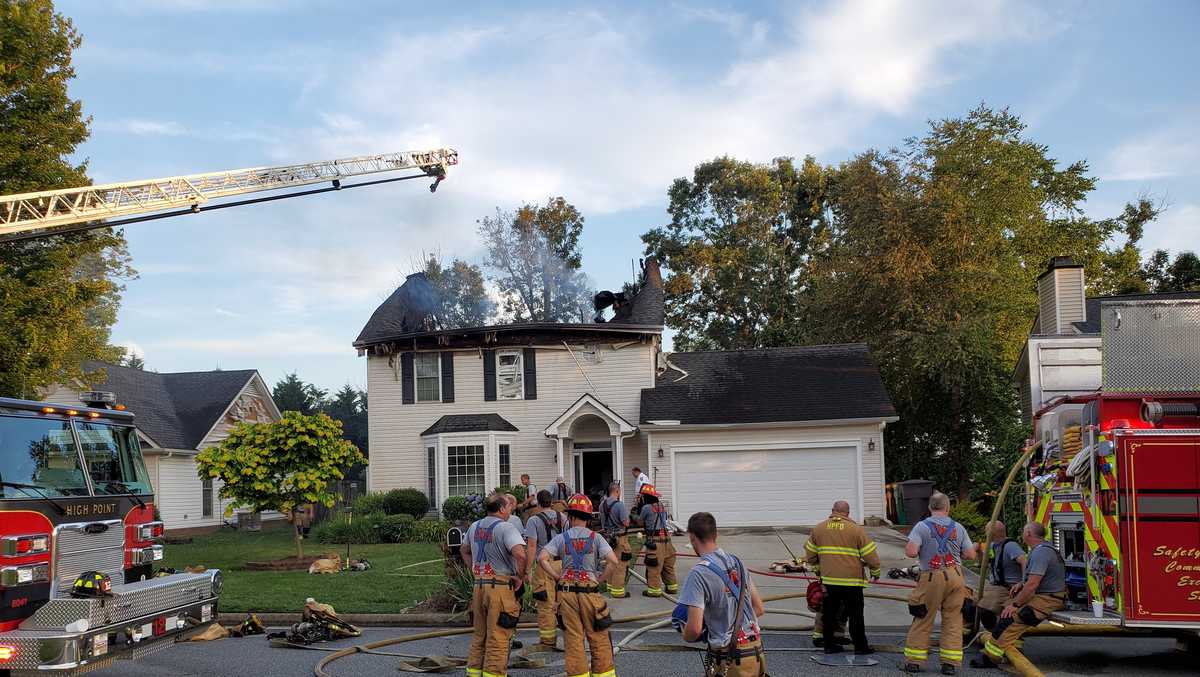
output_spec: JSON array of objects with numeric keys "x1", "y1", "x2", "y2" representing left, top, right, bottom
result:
[
  {"x1": 981, "y1": 593, "x2": 1066, "y2": 663},
  {"x1": 903, "y1": 567, "x2": 966, "y2": 667},
  {"x1": 706, "y1": 638, "x2": 767, "y2": 677},
  {"x1": 467, "y1": 576, "x2": 520, "y2": 677},
  {"x1": 558, "y1": 588, "x2": 615, "y2": 677},
  {"x1": 532, "y1": 559, "x2": 560, "y2": 647},
  {"x1": 644, "y1": 535, "x2": 677, "y2": 596},
  {"x1": 608, "y1": 535, "x2": 630, "y2": 597}
]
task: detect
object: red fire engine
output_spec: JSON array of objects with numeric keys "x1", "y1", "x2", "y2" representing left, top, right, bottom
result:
[
  {"x1": 1026, "y1": 299, "x2": 1200, "y2": 630},
  {"x1": 0, "y1": 395, "x2": 222, "y2": 675}
]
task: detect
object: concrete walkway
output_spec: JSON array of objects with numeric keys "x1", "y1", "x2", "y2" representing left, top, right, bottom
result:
[{"x1": 611, "y1": 527, "x2": 938, "y2": 631}]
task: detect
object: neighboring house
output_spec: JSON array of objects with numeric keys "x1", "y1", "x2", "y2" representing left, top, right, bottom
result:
[
  {"x1": 1013, "y1": 256, "x2": 1200, "y2": 423},
  {"x1": 43, "y1": 362, "x2": 283, "y2": 531},
  {"x1": 356, "y1": 259, "x2": 898, "y2": 527}
]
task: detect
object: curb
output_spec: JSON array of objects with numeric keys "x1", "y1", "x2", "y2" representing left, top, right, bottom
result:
[{"x1": 217, "y1": 611, "x2": 546, "y2": 628}]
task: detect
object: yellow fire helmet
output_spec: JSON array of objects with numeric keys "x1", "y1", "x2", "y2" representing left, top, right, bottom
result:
[{"x1": 71, "y1": 570, "x2": 114, "y2": 598}]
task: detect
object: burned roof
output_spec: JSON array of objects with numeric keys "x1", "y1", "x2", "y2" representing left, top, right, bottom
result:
[
  {"x1": 421, "y1": 414, "x2": 519, "y2": 436},
  {"x1": 354, "y1": 260, "x2": 666, "y2": 349},
  {"x1": 73, "y1": 362, "x2": 262, "y2": 450},
  {"x1": 1072, "y1": 290, "x2": 1200, "y2": 334},
  {"x1": 640, "y1": 344, "x2": 896, "y2": 426}
]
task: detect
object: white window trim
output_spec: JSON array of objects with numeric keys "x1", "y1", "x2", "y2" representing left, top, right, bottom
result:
[
  {"x1": 423, "y1": 431, "x2": 519, "y2": 500},
  {"x1": 495, "y1": 349, "x2": 524, "y2": 400},
  {"x1": 414, "y1": 352, "x2": 442, "y2": 403}
]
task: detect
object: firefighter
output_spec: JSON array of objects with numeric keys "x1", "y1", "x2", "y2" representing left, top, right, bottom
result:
[
  {"x1": 505, "y1": 494, "x2": 524, "y2": 529},
  {"x1": 599, "y1": 481, "x2": 632, "y2": 598},
  {"x1": 972, "y1": 522, "x2": 1067, "y2": 669},
  {"x1": 525, "y1": 489, "x2": 566, "y2": 650},
  {"x1": 902, "y1": 492, "x2": 977, "y2": 675},
  {"x1": 810, "y1": 604, "x2": 849, "y2": 649},
  {"x1": 518, "y1": 474, "x2": 539, "y2": 518},
  {"x1": 675, "y1": 511, "x2": 767, "y2": 677},
  {"x1": 803, "y1": 500, "x2": 881, "y2": 655},
  {"x1": 630, "y1": 467, "x2": 650, "y2": 516},
  {"x1": 538, "y1": 494, "x2": 620, "y2": 677},
  {"x1": 638, "y1": 483, "x2": 677, "y2": 597},
  {"x1": 976, "y1": 520, "x2": 1026, "y2": 631},
  {"x1": 550, "y1": 476, "x2": 574, "y2": 514},
  {"x1": 460, "y1": 492, "x2": 528, "y2": 677}
]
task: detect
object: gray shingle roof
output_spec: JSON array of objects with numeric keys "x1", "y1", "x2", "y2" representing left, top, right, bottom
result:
[
  {"x1": 79, "y1": 362, "x2": 258, "y2": 450},
  {"x1": 1072, "y1": 290, "x2": 1200, "y2": 334},
  {"x1": 640, "y1": 344, "x2": 896, "y2": 426},
  {"x1": 421, "y1": 414, "x2": 519, "y2": 436}
]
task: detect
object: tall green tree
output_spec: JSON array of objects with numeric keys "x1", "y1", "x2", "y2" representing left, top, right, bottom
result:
[
  {"x1": 271, "y1": 372, "x2": 326, "y2": 415},
  {"x1": 421, "y1": 255, "x2": 493, "y2": 328},
  {"x1": 0, "y1": 0, "x2": 134, "y2": 398},
  {"x1": 320, "y1": 384, "x2": 367, "y2": 457},
  {"x1": 804, "y1": 106, "x2": 1151, "y2": 498},
  {"x1": 1143, "y1": 249, "x2": 1200, "y2": 291},
  {"x1": 479, "y1": 196, "x2": 592, "y2": 322},
  {"x1": 642, "y1": 156, "x2": 830, "y2": 350}
]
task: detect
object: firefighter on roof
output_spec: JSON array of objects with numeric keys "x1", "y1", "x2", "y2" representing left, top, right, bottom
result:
[
  {"x1": 972, "y1": 522, "x2": 1067, "y2": 669},
  {"x1": 639, "y1": 483, "x2": 678, "y2": 597},
  {"x1": 525, "y1": 489, "x2": 567, "y2": 649},
  {"x1": 902, "y1": 492, "x2": 978, "y2": 675},
  {"x1": 460, "y1": 492, "x2": 528, "y2": 677},
  {"x1": 675, "y1": 511, "x2": 767, "y2": 677},
  {"x1": 538, "y1": 493, "x2": 620, "y2": 677},
  {"x1": 599, "y1": 481, "x2": 632, "y2": 598},
  {"x1": 803, "y1": 500, "x2": 882, "y2": 656}
]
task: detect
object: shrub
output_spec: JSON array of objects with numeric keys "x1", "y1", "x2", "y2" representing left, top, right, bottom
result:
[
  {"x1": 313, "y1": 512, "x2": 383, "y2": 544},
  {"x1": 494, "y1": 484, "x2": 527, "y2": 503},
  {"x1": 949, "y1": 500, "x2": 988, "y2": 536},
  {"x1": 442, "y1": 494, "x2": 484, "y2": 523},
  {"x1": 385, "y1": 488, "x2": 430, "y2": 518},
  {"x1": 375, "y1": 514, "x2": 416, "y2": 543},
  {"x1": 408, "y1": 518, "x2": 452, "y2": 544},
  {"x1": 353, "y1": 492, "x2": 389, "y2": 516}
]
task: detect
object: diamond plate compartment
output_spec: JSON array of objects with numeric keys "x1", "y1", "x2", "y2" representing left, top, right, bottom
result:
[
  {"x1": 1102, "y1": 299, "x2": 1200, "y2": 392},
  {"x1": 23, "y1": 572, "x2": 216, "y2": 630}
]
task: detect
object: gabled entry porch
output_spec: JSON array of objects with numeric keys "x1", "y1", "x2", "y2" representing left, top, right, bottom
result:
[{"x1": 544, "y1": 394, "x2": 637, "y2": 503}]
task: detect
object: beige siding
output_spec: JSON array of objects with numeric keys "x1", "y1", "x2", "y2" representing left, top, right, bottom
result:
[
  {"x1": 368, "y1": 342, "x2": 657, "y2": 505},
  {"x1": 647, "y1": 423, "x2": 887, "y2": 523},
  {"x1": 1037, "y1": 274, "x2": 1056, "y2": 334},
  {"x1": 1055, "y1": 268, "x2": 1085, "y2": 330}
]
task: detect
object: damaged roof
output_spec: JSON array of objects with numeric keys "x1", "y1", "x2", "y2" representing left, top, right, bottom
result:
[
  {"x1": 640, "y1": 344, "x2": 896, "y2": 426},
  {"x1": 74, "y1": 361, "x2": 262, "y2": 450},
  {"x1": 421, "y1": 414, "x2": 520, "y2": 436}
]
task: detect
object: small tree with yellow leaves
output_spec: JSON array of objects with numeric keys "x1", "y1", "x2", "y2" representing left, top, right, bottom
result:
[{"x1": 196, "y1": 411, "x2": 365, "y2": 559}]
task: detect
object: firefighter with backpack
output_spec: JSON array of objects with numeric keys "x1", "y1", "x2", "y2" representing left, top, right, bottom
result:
[
  {"x1": 525, "y1": 489, "x2": 567, "y2": 650},
  {"x1": 538, "y1": 494, "x2": 620, "y2": 677},
  {"x1": 550, "y1": 476, "x2": 574, "y2": 514},
  {"x1": 902, "y1": 492, "x2": 978, "y2": 675},
  {"x1": 461, "y1": 492, "x2": 528, "y2": 677},
  {"x1": 976, "y1": 520, "x2": 1027, "y2": 631},
  {"x1": 599, "y1": 481, "x2": 632, "y2": 598},
  {"x1": 639, "y1": 483, "x2": 678, "y2": 597}
]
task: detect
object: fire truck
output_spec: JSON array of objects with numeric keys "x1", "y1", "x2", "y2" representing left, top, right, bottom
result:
[
  {"x1": 0, "y1": 394, "x2": 221, "y2": 675},
  {"x1": 1025, "y1": 298, "x2": 1200, "y2": 630}
]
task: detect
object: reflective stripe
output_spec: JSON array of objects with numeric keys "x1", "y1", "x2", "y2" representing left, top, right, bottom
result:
[
  {"x1": 539, "y1": 629, "x2": 557, "y2": 637},
  {"x1": 567, "y1": 672, "x2": 590, "y2": 677},
  {"x1": 859, "y1": 542, "x2": 877, "y2": 556},
  {"x1": 466, "y1": 670, "x2": 482, "y2": 677},
  {"x1": 805, "y1": 540, "x2": 818, "y2": 552},
  {"x1": 483, "y1": 672, "x2": 507, "y2": 677},
  {"x1": 984, "y1": 641, "x2": 1005, "y2": 657},
  {"x1": 904, "y1": 647, "x2": 929, "y2": 658},
  {"x1": 812, "y1": 632, "x2": 824, "y2": 639},
  {"x1": 821, "y1": 575, "x2": 868, "y2": 587},
  {"x1": 594, "y1": 670, "x2": 616, "y2": 677},
  {"x1": 811, "y1": 546, "x2": 862, "y2": 556},
  {"x1": 869, "y1": 568, "x2": 881, "y2": 577},
  {"x1": 666, "y1": 583, "x2": 680, "y2": 592},
  {"x1": 940, "y1": 649, "x2": 963, "y2": 659},
  {"x1": 608, "y1": 587, "x2": 625, "y2": 595}
]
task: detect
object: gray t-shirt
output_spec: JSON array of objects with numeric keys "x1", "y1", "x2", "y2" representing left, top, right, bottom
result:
[
  {"x1": 507, "y1": 514, "x2": 524, "y2": 530},
  {"x1": 524, "y1": 509, "x2": 565, "y2": 555},
  {"x1": 466, "y1": 516, "x2": 526, "y2": 576},
  {"x1": 678, "y1": 548, "x2": 759, "y2": 648},
  {"x1": 640, "y1": 503, "x2": 670, "y2": 534},
  {"x1": 545, "y1": 527, "x2": 613, "y2": 580},
  {"x1": 908, "y1": 516, "x2": 972, "y2": 571},
  {"x1": 549, "y1": 482, "x2": 574, "y2": 501},
  {"x1": 989, "y1": 540, "x2": 1025, "y2": 586},
  {"x1": 600, "y1": 497, "x2": 629, "y2": 535},
  {"x1": 1024, "y1": 543, "x2": 1067, "y2": 593}
]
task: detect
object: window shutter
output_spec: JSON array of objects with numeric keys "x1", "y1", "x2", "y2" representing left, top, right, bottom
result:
[
  {"x1": 441, "y1": 351, "x2": 455, "y2": 403},
  {"x1": 401, "y1": 352, "x2": 414, "y2": 405},
  {"x1": 483, "y1": 350, "x2": 497, "y2": 401},
  {"x1": 523, "y1": 348, "x2": 537, "y2": 400}
]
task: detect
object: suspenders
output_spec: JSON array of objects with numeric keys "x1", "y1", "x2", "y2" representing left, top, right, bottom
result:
[
  {"x1": 472, "y1": 519, "x2": 502, "y2": 577},
  {"x1": 921, "y1": 519, "x2": 960, "y2": 569}
]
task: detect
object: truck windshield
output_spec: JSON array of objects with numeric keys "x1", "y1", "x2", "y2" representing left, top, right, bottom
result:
[
  {"x1": 76, "y1": 422, "x2": 153, "y2": 496},
  {"x1": 0, "y1": 414, "x2": 90, "y2": 497}
]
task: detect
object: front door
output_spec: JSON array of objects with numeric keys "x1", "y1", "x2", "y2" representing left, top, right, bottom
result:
[{"x1": 572, "y1": 442, "x2": 614, "y2": 507}]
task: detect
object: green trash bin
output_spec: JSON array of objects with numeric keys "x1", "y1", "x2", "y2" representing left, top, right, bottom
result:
[{"x1": 896, "y1": 479, "x2": 935, "y2": 525}]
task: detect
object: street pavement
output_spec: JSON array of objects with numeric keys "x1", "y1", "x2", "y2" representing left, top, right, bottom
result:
[{"x1": 94, "y1": 626, "x2": 1197, "y2": 676}]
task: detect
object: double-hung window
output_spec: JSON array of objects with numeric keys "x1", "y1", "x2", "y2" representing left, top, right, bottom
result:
[
  {"x1": 496, "y1": 350, "x2": 523, "y2": 400},
  {"x1": 426, "y1": 446, "x2": 437, "y2": 508},
  {"x1": 414, "y1": 353, "x2": 441, "y2": 402},
  {"x1": 447, "y1": 444, "x2": 485, "y2": 496},
  {"x1": 202, "y1": 478, "x2": 214, "y2": 518},
  {"x1": 498, "y1": 444, "x2": 511, "y2": 487}
]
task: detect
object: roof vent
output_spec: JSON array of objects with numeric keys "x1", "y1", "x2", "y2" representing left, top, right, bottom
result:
[{"x1": 79, "y1": 391, "x2": 117, "y2": 409}]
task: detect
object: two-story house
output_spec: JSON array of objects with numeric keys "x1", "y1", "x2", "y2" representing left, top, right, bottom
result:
[{"x1": 355, "y1": 259, "x2": 898, "y2": 526}]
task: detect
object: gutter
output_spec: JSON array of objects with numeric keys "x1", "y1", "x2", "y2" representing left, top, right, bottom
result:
[{"x1": 639, "y1": 416, "x2": 900, "y2": 432}]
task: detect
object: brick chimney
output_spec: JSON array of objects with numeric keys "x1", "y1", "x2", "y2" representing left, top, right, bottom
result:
[{"x1": 1036, "y1": 256, "x2": 1086, "y2": 334}]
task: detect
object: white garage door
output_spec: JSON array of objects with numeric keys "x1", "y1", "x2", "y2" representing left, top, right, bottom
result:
[{"x1": 674, "y1": 445, "x2": 860, "y2": 527}]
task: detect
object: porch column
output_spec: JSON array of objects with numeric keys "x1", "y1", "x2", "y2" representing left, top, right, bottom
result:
[
  {"x1": 556, "y1": 437, "x2": 564, "y2": 480},
  {"x1": 613, "y1": 433, "x2": 624, "y2": 491}
]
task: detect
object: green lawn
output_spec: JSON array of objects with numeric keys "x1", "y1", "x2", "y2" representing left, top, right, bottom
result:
[{"x1": 162, "y1": 524, "x2": 444, "y2": 613}]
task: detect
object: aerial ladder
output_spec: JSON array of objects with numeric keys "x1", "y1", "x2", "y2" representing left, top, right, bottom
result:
[{"x1": 0, "y1": 147, "x2": 458, "y2": 242}]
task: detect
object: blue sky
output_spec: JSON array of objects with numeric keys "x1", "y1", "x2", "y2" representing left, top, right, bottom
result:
[{"x1": 59, "y1": 0, "x2": 1199, "y2": 392}]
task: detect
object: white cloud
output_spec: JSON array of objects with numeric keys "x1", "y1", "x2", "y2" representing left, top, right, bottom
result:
[
  {"x1": 213, "y1": 307, "x2": 242, "y2": 318},
  {"x1": 99, "y1": 118, "x2": 188, "y2": 137},
  {"x1": 115, "y1": 341, "x2": 145, "y2": 361},
  {"x1": 1104, "y1": 128, "x2": 1200, "y2": 181},
  {"x1": 145, "y1": 330, "x2": 348, "y2": 357},
  {"x1": 1143, "y1": 203, "x2": 1200, "y2": 253}
]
